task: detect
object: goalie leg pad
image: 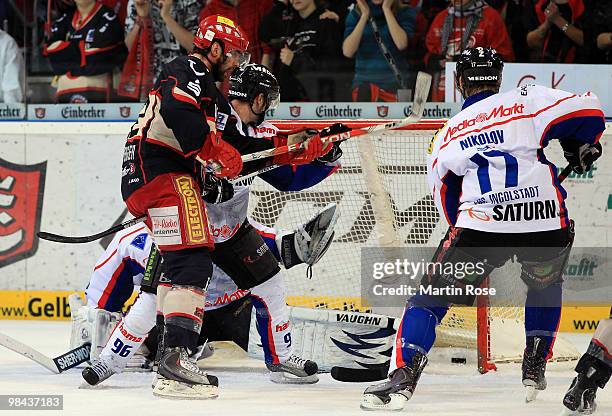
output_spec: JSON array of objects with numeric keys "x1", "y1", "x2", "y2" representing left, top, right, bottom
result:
[
  {"x1": 70, "y1": 294, "x2": 122, "y2": 360},
  {"x1": 212, "y1": 221, "x2": 281, "y2": 290},
  {"x1": 163, "y1": 285, "x2": 205, "y2": 351},
  {"x1": 99, "y1": 292, "x2": 157, "y2": 373},
  {"x1": 248, "y1": 306, "x2": 397, "y2": 372},
  {"x1": 249, "y1": 273, "x2": 292, "y2": 364}
]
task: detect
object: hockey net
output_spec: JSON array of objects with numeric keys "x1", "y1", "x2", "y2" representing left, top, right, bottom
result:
[{"x1": 249, "y1": 119, "x2": 580, "y2": 373}]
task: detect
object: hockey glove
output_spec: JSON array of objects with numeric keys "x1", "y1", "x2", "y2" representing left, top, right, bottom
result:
[
  {"x1": 560, "y1": 139, "x2": 602, "y2": 174},
  {"x1": 273, "y1": 128, "x2": 325, "y2": 165},
  {"x1": 202, "y1": 173, "x2": 234, "y2": 204},
  {"x1": 199, "y1": 131, "x2": 243, "y2": 179},
  {"x1": 316, "y1": 123, "x2": 351, "y2": 163}
]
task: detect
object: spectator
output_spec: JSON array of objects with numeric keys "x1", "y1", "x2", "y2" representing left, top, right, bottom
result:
[
  {"x1": 580, "y1": 0, "x2": 612, "y2": 64},
  {"x1": 0, "y1": 29, "x2": 24, "y2": 103},
  {"x1": 524, "y1": 0, "x2": 585, "y2": 63},
  {"x1": 260, "y1": 0, "x2": 348, "y2": 101},
  {"x1": 259, "y1": 1, "x2": 292, "y2": 70},
  {"x1": 425, "y1": 0, "x2": 514, "y2": 101},
  {"x1": 123, "y1": 0, "x2": 202, "y2": 82},
  {"x1": 44, "y1": 0, "x2": 127, "y2": 103},
  {"x1": 343, "y1": 0, "x2": 415, "y2": 102}
]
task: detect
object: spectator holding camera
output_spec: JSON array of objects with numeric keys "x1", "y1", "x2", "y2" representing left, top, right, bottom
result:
[
  {"x1": 343, "y1": 0, "x2": 415, "y2": 102},
  {"x1": 44, "y1": 0, "x2": 127, "y2": 103},
  {"x1": 425, "y1": 0, "x2": 514, "y2": 101},
  {"x1": 525, "y1": 0, "x2": 585, "y2": 63},
  {"x1": 260, "y1": 0, "x2": 347, "y2": 101},
  {"x1": 0, "y1": 29, "x2": 24, "y2": 103}
]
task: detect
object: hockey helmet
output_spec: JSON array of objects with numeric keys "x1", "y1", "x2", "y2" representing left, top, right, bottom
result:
[
  {"x1": 455, "y1": 47, "x2": 504, "y2": 92},
  {"x1": 228, "y1": 64, "x2": 280, "y2": 112},
  {"x1": 194, "y1": 15, "x2": 250, "y2": 68}
]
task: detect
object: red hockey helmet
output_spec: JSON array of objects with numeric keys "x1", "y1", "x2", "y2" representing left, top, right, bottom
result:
[{"x1": 194, "y1": 15, "x2": 249, "y2": 55}]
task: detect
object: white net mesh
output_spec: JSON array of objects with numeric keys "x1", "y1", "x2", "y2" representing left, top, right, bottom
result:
[{"x1": 249, "y1": 121, "x2": 579, "y2": 365}]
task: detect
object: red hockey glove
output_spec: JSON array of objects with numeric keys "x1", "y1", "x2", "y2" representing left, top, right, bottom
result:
[
  {"x1": 198, "y1": 131, "x2": 243, "y2": 179},
  {"x1": 273, "y1": 128, "x2": 331, "y2": 166}
]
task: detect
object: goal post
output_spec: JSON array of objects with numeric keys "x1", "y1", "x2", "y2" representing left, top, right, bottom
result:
[{"x1": 252, "y1": 119, "x2": 581, "y2": 372}]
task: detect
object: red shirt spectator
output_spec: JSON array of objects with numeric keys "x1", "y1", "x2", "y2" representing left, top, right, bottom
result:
[
  {"x1": 524, "y1": 0, "x2": 585, "y2": 63},
  {"x1": 425, "y1": 0, "x2": 515, "y2": 101}
]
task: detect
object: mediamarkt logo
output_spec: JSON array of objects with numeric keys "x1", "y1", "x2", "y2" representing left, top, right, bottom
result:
[{"x1": 444, "y1": 103, "x2": 524, "y2": 142}]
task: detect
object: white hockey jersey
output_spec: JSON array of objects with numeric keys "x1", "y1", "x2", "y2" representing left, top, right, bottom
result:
[
  {"x1": 86, "y1": 224, "x2": 248, "y2": 312},
  {"x1": 427, "y1": 85, "x2": 605, "y2": 233},
  {"x1": 206, "y1": 112, "x2": 278, "y2": 244}
]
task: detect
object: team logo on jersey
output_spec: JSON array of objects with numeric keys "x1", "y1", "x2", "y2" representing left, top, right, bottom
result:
[
  {"x1": 289, "y1": 106, "x2": 301, "y2": 118},
  {"x1": 34, "y1": 107, "x2": 46, "y2": 119},
  {"x1": 467, "y1": 207, "x2": 491, "y2": 222},
  {"x1": 0, "y1": 158, "x2": 47, "y2": 268},
  {"x1": 130, "y1": 233, "x2": 148, "y2": 250},
  {"x1": 377, "y1": 105, "x2": 389, "y2": 118},
  {"x1": 119, "y1": 106, "x2": 131, "y2": 118}
]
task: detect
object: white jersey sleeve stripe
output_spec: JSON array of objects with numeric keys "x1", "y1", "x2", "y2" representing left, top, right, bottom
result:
[{"x1": 94, "y1": 225, "x2": 147, "y2": 271}]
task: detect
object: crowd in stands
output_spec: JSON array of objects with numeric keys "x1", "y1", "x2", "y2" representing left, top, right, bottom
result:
[{"x1": 1, "y1": 0, "x2": 611, "y2": 104}]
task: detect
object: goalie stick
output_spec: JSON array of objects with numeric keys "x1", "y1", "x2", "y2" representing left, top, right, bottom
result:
[{"x1": 0, "y1": 332, "x2": 90, "y2": 374}]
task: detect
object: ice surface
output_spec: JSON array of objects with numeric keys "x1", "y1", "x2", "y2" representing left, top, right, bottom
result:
[{"x1": 0, "y1": 321, "x2": 609, "y2": 416}]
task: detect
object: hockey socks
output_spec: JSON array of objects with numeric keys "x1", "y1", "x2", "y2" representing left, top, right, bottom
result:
[
  {"x1": 391, "y1": 295, "x2": 448, "y2": 373},
  {"x1": 524, "y1": 283, "x2": 562, "y2": 358}
]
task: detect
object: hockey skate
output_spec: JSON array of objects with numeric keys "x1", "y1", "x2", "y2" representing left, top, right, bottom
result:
[
  {"x1": 267, "y1": 354, "x2": 319, "y2": 384},
  {"x1": 562, "y1": 373, "x2": 598, "y2": 415},
  {"x1": 153, "y1": 347, "x2": 219, "y2": 400},
  {"x1": 82, "y1": 358, "x2": 114, "y2": 386},
  {"x1": 523, "y1": 337, "x2": 548, "y2": 403},
  {"x1": 361, "y1": 352, "x2": 427, "y2": 411}
]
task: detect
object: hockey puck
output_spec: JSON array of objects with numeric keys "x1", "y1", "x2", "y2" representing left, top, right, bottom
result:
[{"x1": 451, "y1": 357, "x2": 467, "y2": 364}]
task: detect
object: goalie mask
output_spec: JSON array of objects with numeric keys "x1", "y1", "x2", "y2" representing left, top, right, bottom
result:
[
  {"x1": 228, "y1": 64, "x2": 280, "y2": 125},
  {"x1": 455, "y1": 47, "x2": 504, "y2": 99}
]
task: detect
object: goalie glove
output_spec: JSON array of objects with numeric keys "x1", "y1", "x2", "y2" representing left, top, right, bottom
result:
[
  {"x1": 560, "y1": 139, "x2": 602, "y2": 175},
  {"x1": 201, "y1": 173, "x2": 234, "y2": 204},
  {"x1": 315, "y1": 123, "x2": 351, "y2": 164}
]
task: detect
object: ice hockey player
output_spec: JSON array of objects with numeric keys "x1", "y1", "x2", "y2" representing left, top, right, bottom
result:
[
  {"x1": 75, "y1": 201, "x2": 337, "y2": 386},
  {"x1": 120, "y1": 12, "x2": 338, "y2": 398},
  {"x1": 562, "y1": 308, "x2": 611, "y2": 415},
  {"x1": 360, "y1": 46, "x2": 606, "y2": 411}
]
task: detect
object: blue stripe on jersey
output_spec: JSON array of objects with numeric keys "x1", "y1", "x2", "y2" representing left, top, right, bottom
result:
[
  {"x1": 260, "y1": 164, "x2": 336, "y2": 191},
  {"x1": 536, "y1": 150, "x2": 570, "y2": 228},
  {"x1": 101, "y1": 259, "x2": 143, "y2": 312},
  {"x1": 440, "y1": 172, "x2": 463, "y2": 226},
  {"x1": 543, "y1": 115, "x2": 606, "y2": 147}
]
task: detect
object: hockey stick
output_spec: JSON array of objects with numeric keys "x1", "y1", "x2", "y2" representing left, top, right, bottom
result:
[
  {"x1": 233, "y1": 71, "x2": 433, "y2": 182},
  {"x1": 0, "y1": 332, "x2": 90, "y2": 374},
  {"x1": 37, "y1": 215, "x2": 146, "y2": 244},
  {"x1": 558, "y1": 164, "x2": 573, "y2": 183}
]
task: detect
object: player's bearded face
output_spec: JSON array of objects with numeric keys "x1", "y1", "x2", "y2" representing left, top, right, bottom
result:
[{"x1": 220, "y1": 50, "x2": 251, "y2": 80}]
